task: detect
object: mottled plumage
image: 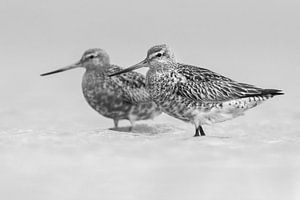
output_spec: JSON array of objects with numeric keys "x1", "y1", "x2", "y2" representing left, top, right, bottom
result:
[
  {"x1": 110, "y1": 44, "x2": 283, "y2": 136},
  {"x1": 41, "y1": 48, "x2": 161, "y2": 129}
]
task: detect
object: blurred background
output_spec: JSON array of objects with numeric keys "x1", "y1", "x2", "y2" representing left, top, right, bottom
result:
[{"x1": 0, "y1": 0, "x2": 299, "y2": 200}]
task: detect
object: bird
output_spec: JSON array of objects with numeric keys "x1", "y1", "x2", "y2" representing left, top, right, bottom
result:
[
  {"x1": 109, "y1": 44, "x2": 283, "y2": 137},
  {"x1": 40, "y1": 48, "x2": 161, "y2": 130}
]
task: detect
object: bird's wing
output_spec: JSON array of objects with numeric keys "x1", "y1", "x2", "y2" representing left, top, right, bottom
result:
[
  {"x1": 175, "y1": 64, "x2": 266, "y2": 103},
  {"x1": 108, "y1": 65, "x2": 152, "y2": 104}
]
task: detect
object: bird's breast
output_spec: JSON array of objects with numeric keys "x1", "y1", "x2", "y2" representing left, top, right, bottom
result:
[
  {"x1": 81, "y1": 71, "x2": 131, "y2": 119},
  {"x1": 146, "y1": 69, "x2": 184, "y2": 101},
  {"x1": 145, "y1": 69, "x2": 207, "y2": 122}
]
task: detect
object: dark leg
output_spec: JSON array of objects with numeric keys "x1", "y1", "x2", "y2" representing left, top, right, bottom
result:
[
  {"x1": 199, "y1": 126, "x2": 206, "y2": 136},
  {"x1": 194, "y1": 127, "x2": 200, "y2": 137},
  {"x1": 113, "y1": 119, "x2": 119, "y2": 129},
  {"x1": 194, "y1": 126, "x2": 206, "y2": 137}
]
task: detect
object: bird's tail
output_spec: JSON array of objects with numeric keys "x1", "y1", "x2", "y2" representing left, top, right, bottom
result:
[{"x1": 261, "y1": 89, "x2": 284, "y2": 97}]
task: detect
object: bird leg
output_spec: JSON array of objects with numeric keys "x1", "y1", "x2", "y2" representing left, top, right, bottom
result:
[
  {"x1": 194, "y1": 125, "x2": 206, "y2": 137},
  {"x1": 128, "y1": 119, "x2": 135, "y2": 132},
  {"x1": 199, "y1": 126, "x2": 206, "y2": 136},
  {"x1": 194, "y1": 128, "x2": 200, "y2": 137},
  {"x1": 113, "y1": 119, "x2": 119, "y2": 129}
]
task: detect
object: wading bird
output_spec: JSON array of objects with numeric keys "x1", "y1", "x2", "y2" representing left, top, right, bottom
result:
[
  {"x1": 41, "y1": 48, "x2": 161, "y2": 130},
  {"x1": 109, "y1": 44, "x2": 283, "y2": 136}
]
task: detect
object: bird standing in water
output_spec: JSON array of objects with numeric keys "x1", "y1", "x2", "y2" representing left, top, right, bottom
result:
[
  {"x1": 110, "y1": 44, "x2": 283, "y2": 136},
  {"x1": 41, "y1": 48, "x2": 161, "y2": 130}
]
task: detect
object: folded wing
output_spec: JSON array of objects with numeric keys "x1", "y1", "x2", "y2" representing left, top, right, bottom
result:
[
  {"x1": 108, "y1": 65, "x2": 152, "y2": 104},
  {"x1": 175, "y1": 64, "x2": 283, "y2": 103}
]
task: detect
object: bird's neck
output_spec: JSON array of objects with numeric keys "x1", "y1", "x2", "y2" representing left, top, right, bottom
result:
[
  {"x1": 85, "y1": 63, "x2": 109, "y2": 72},
  {"x1": 146, "y1": 62, "x2": 176, "y2": 88},
  {"x1": 149, "y1": 61, "x2": 176, "y2": 74}
]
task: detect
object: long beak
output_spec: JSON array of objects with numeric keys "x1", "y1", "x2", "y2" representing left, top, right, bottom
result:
[
  {"x1": 40, "y1": 61, "x2": 81, "y2": 76},
  {"x1": 109, "y1": 59, "x2": 147, "y2": 77}
]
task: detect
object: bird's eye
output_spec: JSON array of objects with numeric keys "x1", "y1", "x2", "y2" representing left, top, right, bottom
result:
[
  {"x1": 89, "y1": 55, "x2": 95, "y2": 59},
  {"x1": 156, "y1": 53, "x2": 162, "y2": 57}
]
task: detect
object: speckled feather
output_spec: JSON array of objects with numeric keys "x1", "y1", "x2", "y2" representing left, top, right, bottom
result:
[
  {"x1": 109, "y1": 65, "x2": 152, "y2": 104},
  {"x1": 175, "y1": 64, "x2": 282, "y2": 103}
]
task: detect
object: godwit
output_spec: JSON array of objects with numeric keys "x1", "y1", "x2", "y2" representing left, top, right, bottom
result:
[
  {"x1": 109, "y1": 44, "x2": 283, "y2": 136},
  {"x1": 41, "y1": 48, "x2": 161, "y2": 130}
]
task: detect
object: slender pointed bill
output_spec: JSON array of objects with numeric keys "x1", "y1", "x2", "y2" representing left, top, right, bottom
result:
[
  {"x1": 40, "y1": 61, "x2": 81, "y2": 76},
  {"x1": 109, "y1": 59, "x2": 147, "y2": 77}
]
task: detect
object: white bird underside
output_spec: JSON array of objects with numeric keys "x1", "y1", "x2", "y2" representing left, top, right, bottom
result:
[
  {"x1": 157, "y1": 92, "x2": 271, "y2": 127},
  {"x1": 190, "y1": 96, "x2": 270, "y2": 126}
]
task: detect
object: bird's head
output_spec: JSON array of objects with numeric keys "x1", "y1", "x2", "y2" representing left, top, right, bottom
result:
[
  {"x1": 40, "y1": 48, "x2": 110, "y2": 76},
  {"x1": 109, "y1": 44, "x2": 176, "y2": 77},
  {"x1": 146, "y1": 44, "x2": 175, "y2": 65}
]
